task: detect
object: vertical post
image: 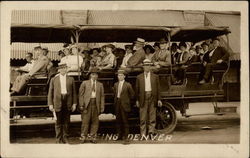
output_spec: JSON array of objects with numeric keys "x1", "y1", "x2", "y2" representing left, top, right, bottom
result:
[
  {"x1": 75, "y1": 30, "x2": 81, "y2": 81},
  {"x1": 167, "y1": 32, "x2": 172, "y2": 75}
]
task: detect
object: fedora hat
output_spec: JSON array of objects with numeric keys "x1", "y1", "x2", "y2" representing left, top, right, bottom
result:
[
  {"x1": 212, "y1": 37, "x2": 220, "y2": 42},
  {"x1": 89, "y1": 67, "x2": 100, "y2": 74},
  {"x1": 57, "y1": 62, "x2": 67, "y2": 69},
  {"x1": 105, "y1": 44, "x2": 115, "y2": 50},
  {"x1": 201, "y1": 42, "x2": 209, "y2": 47},
  {"x1": 116, "y1": 69, "x2": 127, "y2": 75},
  {"x1": 159, "y1": 38, "x2": 168, "y2": 44},
  {"x1": 142, "y1": 59, "x2": 154, "y2": 66},
  {"x1": 179, "y1": 41, "x2": 187, "y2": 48}
]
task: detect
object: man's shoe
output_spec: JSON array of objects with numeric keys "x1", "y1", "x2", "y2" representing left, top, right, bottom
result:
[
  {"x1": 90, "y1": 138, "x2": 97, "y2": 144},
  {"x1": 122, "y1": 139, "x2": 130, "y2": 145},
  {"x1": 79, "y1": 136, "x2": 86, "y2": 143}
]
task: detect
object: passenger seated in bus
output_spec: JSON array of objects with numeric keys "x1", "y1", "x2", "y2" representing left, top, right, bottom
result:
[
  {"x1": 42, "y1": 47, "x2": 53, "y2": 72},
  {"x1": 127, "y1": 38, "x2": 146, "y2": 67},
  {"x1": 151, "y1": 38, "x2": 171, "y2": 68},
  {"x1": 10, "y1": 52, "x2": 35, "y2": 87},
  {"x1": 144, "y1": 44, "x2": 155, "y2": 61},
  {"x1": 113, "y1": 48, "x2": 125, "y2": 68},
  {"x1": 62, "y1": 44, "x2": 84, "y2": 72},
  {"x1": 199, "y1": 38, "x2": 229, "y2": 84},
  {"x1": 120, "y1": 45, "x2": 133, "y2": 68},
  {"x1": 89, "y1": 48, "x2": 102, "y2": 70},
  {"x1": 201, "y1": 42, "x2": 210, "y2": 62},
  {"x1": 10, "y1": 46, "x2": 50, "y2": 95},
  {"x1": 170, "y1": 43, "x2": 179, "y2": 65},
  {"x1": 98, "y1": 44, "x2": 116, "y2": 70},
  {"x1": 189, "y1": 45, "x2": 203, "y2": 63},
  {"x1": 172, "y1": 42, "x2": 191, "y2": 85},
  {"x1": 81, "y1": 47, "x2": 91, "y2": 71}
]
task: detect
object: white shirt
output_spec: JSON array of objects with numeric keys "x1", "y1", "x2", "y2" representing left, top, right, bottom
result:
[
  {"x1": 59, "y1": 74, "x2": 67, "y2": 94},
  {"x1": 209, "y1": 47, "x2": 217, "y2": 57},
  {"x1": 91, "y1": 79, "x2": 96, "y2": 98},
  {"x1": 121, "y1": 53, "x2": 132, "y2": 67},
  {"x1": 144, "y1": 72, "x2": 152, "y2": 92},
  {"x1": 62, "y1": 55, "x2": 83, "y2": 71},
  {"x1": 19, "y1": 60, "x2": 35, "y2": 72},
  {"x1": 117, "y1": 80, "x2": 124, "y2": 98}
]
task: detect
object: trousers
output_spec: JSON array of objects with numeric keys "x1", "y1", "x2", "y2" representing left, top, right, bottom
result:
[
  {"x1": 81, "y1": 98, "x2": 99, "y2": 137},
  {"x1": 139, "y1": 91, "x2": 156, "y2": 136},
  {"x1": 55, "y1": 94, "x2": 70, "y2": 143},
  {"x1": 115, "y1": 98, "x2": 129, "y2": 139}
]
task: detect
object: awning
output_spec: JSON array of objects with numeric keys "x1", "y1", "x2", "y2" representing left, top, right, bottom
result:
[
  {"x1": 11, "y1": 43, "x2": 64, "y2": 61},
  {"x1": 205, "y1": 13, "x2": 240, "y2": 60},
  {"x1": 170, "y1": 26, "x2": 231, "y2": 42}
]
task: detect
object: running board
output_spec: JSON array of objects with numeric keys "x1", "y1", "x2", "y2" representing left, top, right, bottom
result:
[{"x1": 184, "y1": 112, "x2": 224, "y2": 117}]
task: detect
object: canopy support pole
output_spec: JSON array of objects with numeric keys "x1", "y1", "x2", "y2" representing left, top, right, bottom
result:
[
  {"x1": 71, "y1": 29, "x2": 82, "y2": 81},
  {"x1": 167, "y1": 32, "x2": 173, "y2": 75}
]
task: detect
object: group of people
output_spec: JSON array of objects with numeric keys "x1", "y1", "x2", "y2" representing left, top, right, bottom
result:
[{"x1": 48, "y1": 59, "x2": 162, "y2": 144}]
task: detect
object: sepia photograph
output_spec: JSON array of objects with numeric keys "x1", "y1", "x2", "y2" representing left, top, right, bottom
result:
[{"x1": 1, "y1": 1, "x2": 249, "y2": 158}]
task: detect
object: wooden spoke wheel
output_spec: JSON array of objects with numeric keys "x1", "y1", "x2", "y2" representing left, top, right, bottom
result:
[{"x1": 155, "y1": 102, "x2": 177, "y2": 134}]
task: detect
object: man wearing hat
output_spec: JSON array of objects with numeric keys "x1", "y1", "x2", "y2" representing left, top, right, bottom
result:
[
  {"x1": 48, "y1": 63, "x2": 77, "y2": 143},
  {"x1": 98, "y1": 44, "x2": 116, "y2": 70},
  {"x1": 113, "y1": 69, "x2": 134, "y2": 144},
  {"x1": 135, "y1": 59, "x2": 162, "y2": 138},
  {"x1": 127, "y1": 38, "x2": 146, "y2": 67},
  {"x1": 199, "y1": 38, "x2": 229, "y2": 84},
  {"x1": 79, "y1": 67, "x2": 105, "y2": 143},
  {"x1": 201, "y1": 42, "x2": 209, "y2": 61},
  {"x1": 151, "y1": 38, "x2": 171, "y2": 68},
  {"x1": 120, "y1": 45, "x2": 133, "y2": 68}
]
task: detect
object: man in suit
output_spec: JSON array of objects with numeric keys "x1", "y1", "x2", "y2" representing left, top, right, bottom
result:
[
  {"x1": 79, "y1": 67, "x2": 105, "y2": 143},
  {"x1": 127, "y1": 38, "x2": 146, "y2": 67},
  {"x1": 199, "y1": 38, "x2": 229, "y2": 84},
  {"x1": 113, "y1": 69, "x2": 135, "y2": 144},
  {"x1": 48, "y1": 63, "x2": 77, "y2": 144},
  {"x1": 11, "y1": 46, "x2": 50, "y2": 95},
  {"x1": 135, "y1": 59, "x2": 163, "y2": 138}
]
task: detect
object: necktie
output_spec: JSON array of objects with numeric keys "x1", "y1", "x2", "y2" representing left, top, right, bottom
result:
[
  {"x1": 92, "y1": 81, "x2": 95, "y2": 92},
  {"x1": 177, "y1": 53, "x2": 182, "y2": 63}
]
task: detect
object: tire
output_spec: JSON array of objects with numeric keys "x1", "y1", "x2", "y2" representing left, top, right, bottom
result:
[{"x1": 155, "y1": 102, "x2": 177, "y2": 134}]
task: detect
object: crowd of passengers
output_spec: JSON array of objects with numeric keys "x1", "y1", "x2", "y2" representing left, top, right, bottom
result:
[{"x1": 10, "y1": 37, "x2": 229, "y2": 96}]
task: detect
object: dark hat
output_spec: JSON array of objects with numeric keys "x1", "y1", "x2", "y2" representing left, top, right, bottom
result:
[
  {"x1": 134, "y1": 38, "x2": 145, "y2": 46},
  {"x1": 171, "y1": 43, "x2": 178, "y2": 47},
  {"x1": 26, "y1": 52, "x2": 33, "y2": 57},
  {"x1": 179, "y1": 41, "x2": 187, "y2": 48},
  {"x1": 144, "y1": 45, "x2": 155, "y2": 53},
  {"x1": 89, "y1": 67, "x2": 99, "y2": 74},
  {"x1": 63, "y1": 43, "x2": 70, "y2": 48},
  {"x1": 153, "y1": 42, "x2": 160, "y2": 48},
  {"x1": 142, "y1": 59, "x2": 154, "y2": 66},
  {"x1": 58, "y1": 63, "x2": 67, "y2": 69},
  {"x1": 34, "y1": 46, "x2": 42, "y2": 50},
  {"x1": 125, "y1": 44, "x2": 133, "y2": 50},
  {"x1": 117, "y1": 69, "x2": 127, "y2": 75},
  {"x1": 201, "y1": 42, "x2": 209, "y2": 47},
  {"x1": 212, "y1": 37, "x2": 220, "y2": 42},
  {"x1": 195, "y1": 45, "x2": 202, "y2": 50},
  {"x1": 159, "y1": 38, "x2": 168, "y2": 44},
  {"x1": 58, "y1": 50, "x2": 65, "y2": 56},
  {"x1": 105, "y1": 44, "x2": 115, "y2": 50}
]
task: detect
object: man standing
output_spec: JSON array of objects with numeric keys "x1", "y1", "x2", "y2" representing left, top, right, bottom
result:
[
  {"x1": 113, "y1": 69, "x2": 135, "y2": 144},
  {"x1": 127, "y1": 38, "x2": 146, "y2": 67},
  {"x1": 199, "y1": 38, "x2": 229, "y2": 84},
  {"x1": 48, "y1": 63, "x2": 77, "y2": 144},
  {"x1": 79, "y1": 67, "x2": 105, "y2": 143},
  {"x1": 135, "y1": 59, "x2": 162, "y2": 138}
]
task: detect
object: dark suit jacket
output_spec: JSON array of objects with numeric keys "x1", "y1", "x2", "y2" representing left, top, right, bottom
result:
[
  {"x1": 127, "y1": 48, "x2": 145, "y2": 67},
  {"x1": 79, "y1": 80, "x2": 105, "y2": 114},
  {"x1": 113, "y1": 81, "x2": 135, "y2": 112},
  {"x1": 174, "y1": 51, "x2": 191, "y2": 65},
  {"x1": 48, "y1": 75, "x2": 77, "y2": 112},
  {"x1": 203, "y1": 46, "x2": 229, "y2": 64},
  {"x1": 135, "y1": 72, "x2": 160, "y2": 107}
]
